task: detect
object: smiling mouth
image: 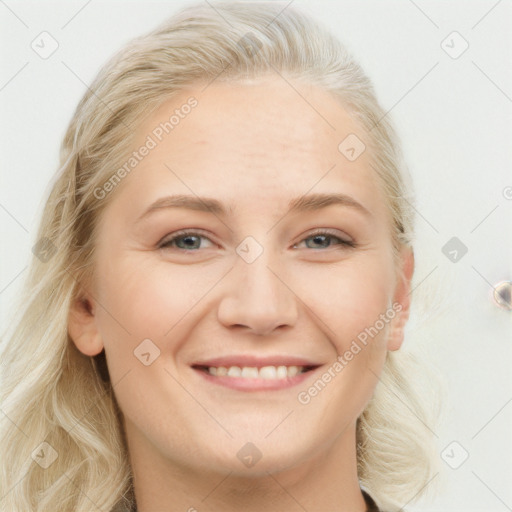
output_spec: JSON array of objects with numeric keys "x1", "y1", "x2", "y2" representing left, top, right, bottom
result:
[{"x1": 192, "y1": 364, "x2": 317, "y2": 380}]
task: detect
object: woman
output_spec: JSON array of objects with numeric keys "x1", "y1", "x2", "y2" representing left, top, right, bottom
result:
[{"x1": 0, "y1": 2, "x2": 439, "y2": 511}]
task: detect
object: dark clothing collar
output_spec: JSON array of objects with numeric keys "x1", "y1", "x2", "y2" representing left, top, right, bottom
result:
[
  {"x1": 362, "y1": 489, "x2": 381, "y2": 511},
  {"x1": 124, "y1": 488, "x2": 382, "y2": 511}
]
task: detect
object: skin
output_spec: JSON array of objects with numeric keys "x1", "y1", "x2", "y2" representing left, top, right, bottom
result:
[{"x1": 68, "y1": 75, "x2": 414, "y2": 512}]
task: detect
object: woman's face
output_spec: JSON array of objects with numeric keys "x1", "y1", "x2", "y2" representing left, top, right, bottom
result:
[{"x1": 70, "y1": 76, "x2": 413, "y2": 477}]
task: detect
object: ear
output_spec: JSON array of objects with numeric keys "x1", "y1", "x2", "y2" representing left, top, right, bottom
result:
[
  {"x1": 68, "y1": 289, "x2": 104, "y2": 356},
  {"x1": 387, "y1": 247, "x2": 415, "y2": 351}
]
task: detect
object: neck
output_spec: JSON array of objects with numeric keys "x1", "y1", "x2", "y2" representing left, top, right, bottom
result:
[{"x1": 125, "y1": 420, "x2": 367, "y2": 512}]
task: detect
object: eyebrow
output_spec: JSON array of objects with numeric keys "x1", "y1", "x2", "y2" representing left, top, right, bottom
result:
[{"x1": 136, "y1": 192, "x2": 372, "y2": 222}]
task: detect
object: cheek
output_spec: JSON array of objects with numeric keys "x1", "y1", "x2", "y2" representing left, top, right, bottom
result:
[
  {"x1": 92, "y1": 257, "x2": 209, "y2": 432},
  {"x1": 99, "y1": 252, "x2": 186, "y2": 316},
  {"x1": 295, "y1": 254, "x2": 395, "y2": 350},
  {"x1": 94, "y1": 255, "x2": 217, "y2": 357},
  {"x1": 293, "y1": 256, "x2": 395, "y2": 422}
]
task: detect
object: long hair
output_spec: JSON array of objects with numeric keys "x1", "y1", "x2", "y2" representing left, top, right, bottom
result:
[{"x1": 0, "y1": 2, "x2": 441, "y2": 511}]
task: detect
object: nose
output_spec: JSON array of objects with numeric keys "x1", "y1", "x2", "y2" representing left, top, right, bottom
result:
[{"x1": 217, "y1": 251, "x2": 298, "y2": 336}]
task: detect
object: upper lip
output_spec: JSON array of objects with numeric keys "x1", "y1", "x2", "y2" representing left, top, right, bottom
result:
[{"x1": 191, "y1": 355, "x2": 322, "y2": 368}]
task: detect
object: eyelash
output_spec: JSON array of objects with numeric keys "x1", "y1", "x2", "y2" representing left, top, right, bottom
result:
[{"x1": 158, "y1": 228, "x2": 356, "y2": 251}]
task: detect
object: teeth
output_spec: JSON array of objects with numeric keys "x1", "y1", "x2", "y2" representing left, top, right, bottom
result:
[
  {"x1": 259, "y1": 366, "x2": 277, "y2": 379},
  {"x1": 207, "y1": 365, "x2": 305, "y2": 379},
  {"x1": 241, "y1": 367, "x2": 259, "y2": 378},
  {"x1": 276, "y1": 365, "x2": 287, "y2": 379},
  {"x1": 227, "y1": 366, "x2": 242, "y2": 377},
  {"x1": 287, "y1": 365, "x2": 299, "y2": 377}
]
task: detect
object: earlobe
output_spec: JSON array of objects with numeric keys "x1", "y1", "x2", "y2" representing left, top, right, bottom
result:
[
  {"x1": 68, "y1": 294, "x2": 104, "y2": 356},
  {"x1": 387, "y1": 247, "x2": 415, "y2": 352},
  {"x1": 387, "y1": 311, "x2": 408, "y2": 351}
]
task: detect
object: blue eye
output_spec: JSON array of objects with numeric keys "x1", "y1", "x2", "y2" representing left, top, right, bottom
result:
[
  {"x1": 158, "y1": 229, "x2": 355, "y2": 251},
  {"x1": 297, "y1": 232, "x2": 355, "y2": 249},
  {"x1": 159, "y1": 231, "x2": 213, "y2": 250}
]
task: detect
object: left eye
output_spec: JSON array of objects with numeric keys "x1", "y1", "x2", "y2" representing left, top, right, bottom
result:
[
  {"x1": 158, "y1": 230, "x2": 355, "y2": 251},
  {"x1": 295, "y1": 232, "x2": 355, "y2": 249}
]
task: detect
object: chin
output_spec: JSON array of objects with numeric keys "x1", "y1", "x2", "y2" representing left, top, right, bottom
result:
[{"x1": 191, "y1": 435, "x2": 316, "y2": 478}]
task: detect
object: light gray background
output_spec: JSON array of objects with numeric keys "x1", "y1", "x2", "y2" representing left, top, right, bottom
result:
[{"x1": 1, "y1": 1, "x2": 511, "y2": 511}]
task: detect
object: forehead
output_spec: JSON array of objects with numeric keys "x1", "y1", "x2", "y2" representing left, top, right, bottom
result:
[
  {"x1": 107, "y1": 76, "x2": 389, "y2": 222},
  {"x1": 144, "y1": 77, "x2": 363, "y2": 168}
]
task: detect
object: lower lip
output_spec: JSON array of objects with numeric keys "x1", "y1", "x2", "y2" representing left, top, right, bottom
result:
[{"x1": 192, "y1": 367, "x2": 320, "y2": 391}]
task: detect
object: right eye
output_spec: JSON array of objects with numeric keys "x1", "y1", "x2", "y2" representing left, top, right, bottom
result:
[{"x1": 158, "y1": 230, "x2": 216, "y2": 251}]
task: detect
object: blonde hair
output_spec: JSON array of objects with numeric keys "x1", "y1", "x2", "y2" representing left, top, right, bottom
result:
[{"x1": 0, "y1": 2, "x2": 440, "y2": 511}]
